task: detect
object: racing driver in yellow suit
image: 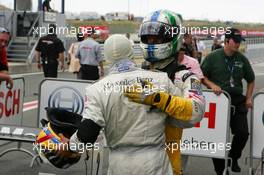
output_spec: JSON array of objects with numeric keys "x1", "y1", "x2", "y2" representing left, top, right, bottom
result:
[{"x1": 124, "y1": 10, "x2": 205, "y2": 175}]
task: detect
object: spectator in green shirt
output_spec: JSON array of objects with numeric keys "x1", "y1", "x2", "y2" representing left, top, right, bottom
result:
[{"x1": 201, "y1": 28, "x2": 255, "y2": 175}]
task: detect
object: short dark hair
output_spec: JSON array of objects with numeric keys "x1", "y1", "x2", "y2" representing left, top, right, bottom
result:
[
  {"x1": 76, "y1": 32, "x2": 84, "y2": 42},
  {"x1": 184, "y1": 32, "x2": 191, "y2": 38},
  {"x1": 48, "y1": 24, "x2": 56, "y2": 34},
  {"x1": 179, "y1": 45, "x2": 187, "y2": 52},
  {"x1": 225, "y1": 28, "x2": 245, "y2": 43}
]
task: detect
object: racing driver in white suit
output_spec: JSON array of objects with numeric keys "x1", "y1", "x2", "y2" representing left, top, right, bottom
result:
[{"x1": 66, "y1": 34, "x2": 204, "y2": 175}]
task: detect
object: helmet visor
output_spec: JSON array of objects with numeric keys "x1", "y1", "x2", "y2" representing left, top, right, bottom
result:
[{"x1": 139, "y1": 21, "x2": 179, "y2": 44}]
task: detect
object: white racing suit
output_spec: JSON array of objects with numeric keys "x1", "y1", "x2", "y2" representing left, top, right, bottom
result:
[
  {"x1": 82, "y1": 59, "x2": 176, "y2": 175},
  {"x1": 83, "y1": 59, "x2": 205, "y2": 175}
]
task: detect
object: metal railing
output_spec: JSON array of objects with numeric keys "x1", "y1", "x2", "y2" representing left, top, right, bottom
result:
[
  {"x1": 6, "y1": 11, "x2": 14, "y2": 51},
  {"x1": 27, "y1": 13, "x2": 41, "y2": 63},
  {"x1": 246, "y1": 37, "x2": 264, "y2": 45},
  {"x1": 27, "y1": 13, "x2": 40, "y2": 48}
]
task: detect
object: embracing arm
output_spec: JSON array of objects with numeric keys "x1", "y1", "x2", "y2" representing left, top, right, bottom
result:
[
  {"x1": 202, "y1": 76, "x2": 222, "y2": 95},
  {"x1": 69, "y1": 118, "x2": 101, "y2": 149}
]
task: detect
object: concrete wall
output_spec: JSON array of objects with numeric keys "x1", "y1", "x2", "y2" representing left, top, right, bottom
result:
[{"x1": 0, "y1": 10, "x2": 13, "y2": 31}]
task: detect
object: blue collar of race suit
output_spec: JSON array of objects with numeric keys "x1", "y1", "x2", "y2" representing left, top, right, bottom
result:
[{"x1": 108, "y1": 58, "x2": 138, "y2": 74}]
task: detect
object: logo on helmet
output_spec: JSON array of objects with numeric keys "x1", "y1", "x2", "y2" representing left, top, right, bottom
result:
[{"x1": 48, "y1": 86, "x2": 84, "y2": 114}]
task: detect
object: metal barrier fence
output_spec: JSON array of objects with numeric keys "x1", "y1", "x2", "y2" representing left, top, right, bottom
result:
[
  {"x1": 250, "y1": 91, "x2": 264, "y2": 175},
  {"x1": 0, "y1": 77, "x2": 41, "y2": 167},
  {"x1": 245, "y1": 44, "x2": 264, "y2": 60},
  {"x1": 37, "y1": 79, "x2": 232, "y2": 175},
  {"x1": 199, "y1": 38, "x2": 264, "y2": 60},
  {"x1": 246, "y1": 37, "x2": 264, "y2": 45}
]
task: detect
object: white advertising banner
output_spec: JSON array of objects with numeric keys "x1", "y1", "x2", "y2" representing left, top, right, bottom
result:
[
  {"x1": 38, "y1": 78, "x2": 94, "y2": 127},
  {"x1": 44, "y1": 12, "x2": 56, "y2": 22},
  {"x1": 181, "y1": 91, "x2": 230, "y2": 158},
  {"x1": 38, "y1": 78, "x2": 107, "y2": 175},
  {"x1": 0, "y1": 77, "x2": 24, "y2": 125},
  {"x1": 252, "y1": 92, "x2": 264, "y2": 159}
]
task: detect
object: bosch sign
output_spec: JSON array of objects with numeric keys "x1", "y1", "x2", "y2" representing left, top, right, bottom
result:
[
  {"x1": 0, "y1": 89, "x2": 21, "y2": 118},
  {"x1": 48, "y1": 86, "x2": 84, "y2": 114}
]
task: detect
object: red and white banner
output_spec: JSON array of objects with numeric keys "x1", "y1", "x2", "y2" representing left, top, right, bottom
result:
[
  {"x1": 79, "y1": 25, "x2": 109, "y2": 41},
  {"x1": 241, "y1": 30, "x2": 264, "y2": 37},
  {"x1": 181, "y1": 91, "x2": 230, "y2": 158},
  {"x1": 0, "y1": 77, "x2": 24, "y2": 125}
]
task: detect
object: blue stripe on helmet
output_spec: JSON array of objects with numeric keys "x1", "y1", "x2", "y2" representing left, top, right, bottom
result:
[
  {"x1": 147, "y1": 44, "x2": 155, "y2": 58},
  {"x1": 147, "y1": 44, "x2": 159, "y2": 62},
  {"x1": 44, "y1": 128, "x2": 60, "y2": 144},
  {"x1": 151, "y1": 10, "x2": 161, "y2": 22}
]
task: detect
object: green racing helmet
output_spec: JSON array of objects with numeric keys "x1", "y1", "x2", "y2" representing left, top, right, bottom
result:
[{"x1": 139, "y1": 9, "x2": 183, "y2": 62}]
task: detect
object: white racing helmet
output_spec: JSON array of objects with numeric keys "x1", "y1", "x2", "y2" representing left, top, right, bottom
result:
[{"x1": 139, "y1": 10, "x2": 183, "y2": 62}]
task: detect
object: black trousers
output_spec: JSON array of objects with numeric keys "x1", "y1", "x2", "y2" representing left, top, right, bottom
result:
[
  {"x1": 42, "y1": 59, "x2": 58, "y2": 78},
  {"x1": 212, "y1": 95, "x2": 249, "y2": 173},
  {"x1": 77, "y1": 64, "x2": 99, "y2": 80}
]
